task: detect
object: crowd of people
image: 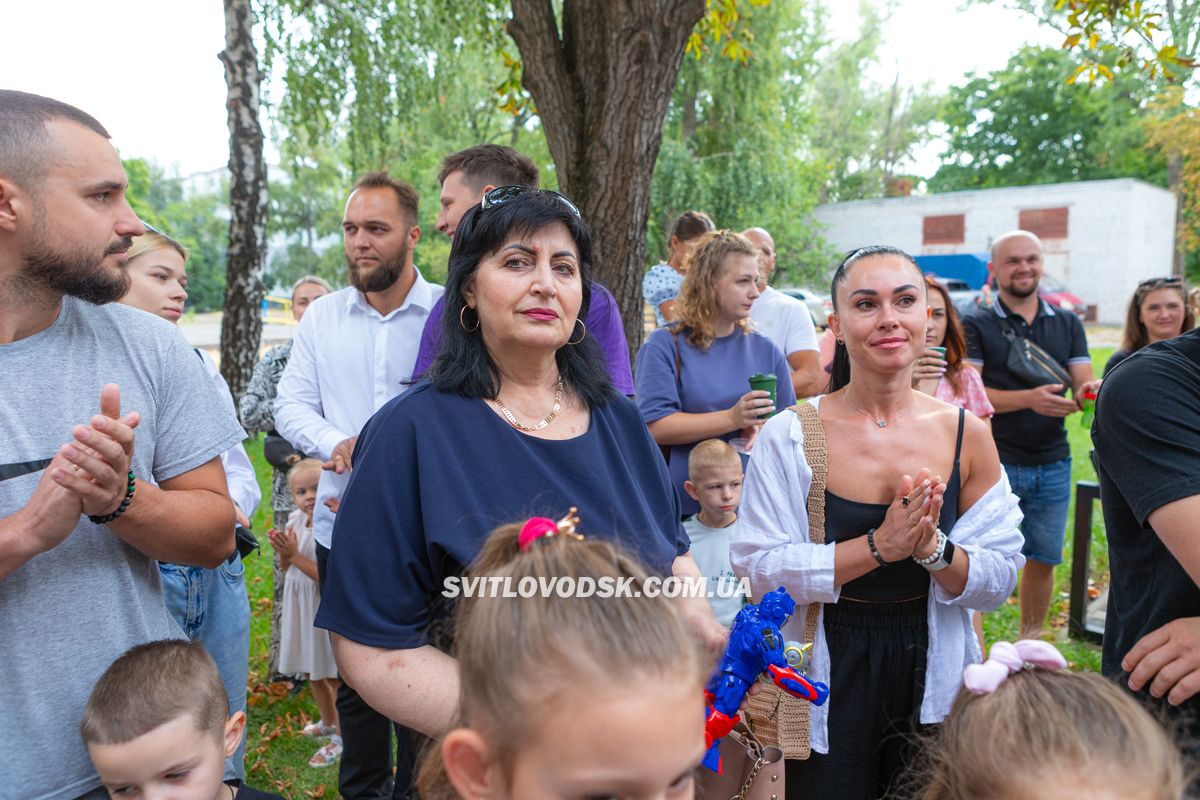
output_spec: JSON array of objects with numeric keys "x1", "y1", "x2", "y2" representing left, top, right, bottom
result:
[{"x1": 3, "y1": 88, "x2": 1199, "y2": 800}]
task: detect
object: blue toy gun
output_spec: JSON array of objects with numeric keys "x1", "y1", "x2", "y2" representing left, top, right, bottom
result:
[{"x1": 702, "y1": 586, "x2": 829, "y2": 773}]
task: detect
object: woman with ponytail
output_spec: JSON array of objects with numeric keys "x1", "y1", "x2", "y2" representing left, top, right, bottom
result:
[{"x1": 732, "y1": 246, "x2": 1024, "y2": 798}]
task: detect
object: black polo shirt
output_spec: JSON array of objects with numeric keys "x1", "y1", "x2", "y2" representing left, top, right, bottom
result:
[
  {"x1": 962, "y1": 298, "x2": 1091, "y2": 465},
  {"x1": 1093, "y1": 331, "x2": 1200, "y2": 740}
]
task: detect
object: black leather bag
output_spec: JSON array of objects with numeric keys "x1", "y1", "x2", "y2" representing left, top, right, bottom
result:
[
  {"x1": 262, "y1": 430, "x2": 303, "y2": 471},
  {"x1": 996, "y1": 313, "x2": 1071, "y2": 389}
]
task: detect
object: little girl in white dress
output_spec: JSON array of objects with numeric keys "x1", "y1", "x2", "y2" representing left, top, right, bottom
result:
[{"x1": 269, "y1": 458, "x2": 341, "y2": 768}]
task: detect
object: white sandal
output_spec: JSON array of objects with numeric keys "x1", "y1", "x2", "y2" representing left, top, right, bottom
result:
[{"x1": 309, "y1": 738, "x2": 343, "y2": 768}]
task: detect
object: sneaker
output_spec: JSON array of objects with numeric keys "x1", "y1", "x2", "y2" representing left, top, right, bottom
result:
[
  {"x1": 309, "y1": 738, "x2": 343, "y2": 768},
  {"x1": 301, "y1": 721, "x2": 337, "y2": 738}
]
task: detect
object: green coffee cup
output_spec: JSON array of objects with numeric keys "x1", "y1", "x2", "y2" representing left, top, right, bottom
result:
[
  {"x1": 748, "y1": 373, "x2": 777, "y2": 418},
  {"x1": 928, "y1": 346, "x2": 947, "y2": 359}
]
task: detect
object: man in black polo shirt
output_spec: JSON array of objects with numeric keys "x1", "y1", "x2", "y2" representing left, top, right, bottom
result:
[
  {"x1": 1092, "y1": 330, "x2": 1200, "y2": 750},
  {"x1": 962, "y1": 230, "x2": 1099, "y2": 636}
]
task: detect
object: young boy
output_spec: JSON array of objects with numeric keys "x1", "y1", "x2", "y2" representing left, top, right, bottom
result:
[
  {"x1": 81, "y1": 640, "x2": 286, "y2": 800},
  {"x1": 683, "y1": 439, "x2": 746, "y2": 627}
]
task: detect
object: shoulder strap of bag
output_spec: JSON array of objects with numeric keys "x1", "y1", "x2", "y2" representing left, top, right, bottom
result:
[
  {"x1": 745, "y1": 403, "x2": 830, "y2": 762},
  {"x1": 994, "y1": 307, "x2": 1019, "y2": 342}
]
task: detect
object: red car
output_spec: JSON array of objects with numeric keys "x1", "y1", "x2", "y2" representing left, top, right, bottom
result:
[{"x1": 1038, "y1": 274, "x2": 1087, "y2": 319}]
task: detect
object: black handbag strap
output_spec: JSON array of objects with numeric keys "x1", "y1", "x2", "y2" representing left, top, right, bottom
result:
[{"x1": 994, "y1": 308, "x2": 1020, "y2": 342}]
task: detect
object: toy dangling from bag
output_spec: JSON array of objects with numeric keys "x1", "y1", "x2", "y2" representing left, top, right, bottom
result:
[{"x1": 703, "y1": 586, "x2": 829, "y2": 773}]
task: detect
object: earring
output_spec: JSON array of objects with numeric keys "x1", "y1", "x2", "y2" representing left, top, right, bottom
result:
[
  {"x1": 566, "y1": 319, "x2": 587, "y2": 345},
  {"x1": 459, "y1": 305, "x2": 480, "y2": 332}
]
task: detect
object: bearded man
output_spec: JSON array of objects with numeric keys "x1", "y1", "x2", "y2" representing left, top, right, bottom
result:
[
  {"x1": 0, "y1": 90, "x2": 246, "y2": 799},
  {"x1": 273, "y1": 171, "x2": 441, "y2": 799}
]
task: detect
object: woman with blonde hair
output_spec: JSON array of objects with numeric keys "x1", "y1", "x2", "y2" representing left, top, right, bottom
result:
[
  {"x1": 636, "y1": 229, "x2": 795, "y2": 516},
  {"x1": 117, "y1": 228, "x2": 262, "y2": 783}
]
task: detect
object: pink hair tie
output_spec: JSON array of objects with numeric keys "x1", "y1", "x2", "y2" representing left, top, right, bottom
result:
[
  {"x1": 962, "y1": 639, "x2": 1068, "y2": 695},
  {"x1": 518, "y1": 507, "x2": 583, "y2": 552}
]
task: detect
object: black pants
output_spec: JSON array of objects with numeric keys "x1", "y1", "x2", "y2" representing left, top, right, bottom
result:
[
  {"x1": 786, "y1": 596, "x2": 930, "y2": 800},
  {"x1": 317, "y1": 543, "x2": 423, "y2": 800}
]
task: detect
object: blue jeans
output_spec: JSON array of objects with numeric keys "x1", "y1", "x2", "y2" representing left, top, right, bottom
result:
[
  {"x1": 159, "y1": 554, "x2": 251, "y2": 781},
  {"x1": 1003, "y1": 458, "x2": 1072, "y2": 566}
]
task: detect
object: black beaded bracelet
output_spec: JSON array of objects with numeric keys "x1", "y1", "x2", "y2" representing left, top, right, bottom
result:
[
  {"x1": 88, "y1": 471, "x2": 136, "y2": 525},
  {"x1": 866, "y1": 528, "x2": 889, "y2": 567}
]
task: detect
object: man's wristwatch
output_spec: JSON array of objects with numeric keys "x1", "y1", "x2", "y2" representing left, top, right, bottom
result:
[{"x1": 914, "y1": 528, "x2": 955, "y2": 572}]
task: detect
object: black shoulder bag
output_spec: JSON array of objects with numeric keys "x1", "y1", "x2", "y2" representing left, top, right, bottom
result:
[{"x1": 994, "y1": 311, "x2": 1071, "y2": 388}]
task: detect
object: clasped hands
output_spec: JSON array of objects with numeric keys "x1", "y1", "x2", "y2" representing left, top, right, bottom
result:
[
  {"x1": 29, "y1": 384, "x2": 139, "y2": 553},
  {"x1": 871, "y1": 468, "x2": 946, "y2": 563}
]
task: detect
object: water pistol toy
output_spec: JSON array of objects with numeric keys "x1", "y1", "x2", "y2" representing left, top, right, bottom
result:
[{"x1": 702, "y1": 586, "x2": 829, "y2": 773}]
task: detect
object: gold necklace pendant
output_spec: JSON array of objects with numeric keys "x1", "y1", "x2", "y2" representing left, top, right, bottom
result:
[{"x1": 497, "y1": 378, "x2": 564, "y2": 431}]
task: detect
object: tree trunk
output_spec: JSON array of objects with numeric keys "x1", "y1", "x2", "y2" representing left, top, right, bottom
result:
[
  {"x1": 508, "y1": 0, "x2": 706, "y2": 361},
  {"x1": 220, "y1": 0, "x2": 268, "y2": 402},
  {"x1": 1168, "y1": 151, "x2": 1186, "y2": 276}
]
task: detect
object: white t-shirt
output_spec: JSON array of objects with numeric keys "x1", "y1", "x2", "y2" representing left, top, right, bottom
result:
[
  {"x1": 682, "y1": 516, "x2": 744, "y2": 627},
  {"x1": 750, "y1": 286, "x2": 819, "y2": 357}
]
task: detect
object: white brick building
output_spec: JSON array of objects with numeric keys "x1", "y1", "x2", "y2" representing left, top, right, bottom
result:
[{"x1": 811, "y1": 178, "x2": 1177, "y2": 324}]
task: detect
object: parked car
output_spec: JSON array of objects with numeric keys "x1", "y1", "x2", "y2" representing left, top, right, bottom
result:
[
  {"x1": 778, "y1": 287, "x2": 832, "y2": 330},
  {"x1": 1038, "y1": 274, "x2": 1087, "y2": 319},
  {"x1": 934, "y1": 277, "x2": 987, "y2": 318}
]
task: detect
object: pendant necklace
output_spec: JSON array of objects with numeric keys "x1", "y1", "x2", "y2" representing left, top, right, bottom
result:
[{"x1": 844, "y1": 393, "x2": 914, "y2": 429}]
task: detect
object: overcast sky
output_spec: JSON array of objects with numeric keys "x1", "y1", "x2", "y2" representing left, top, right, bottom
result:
[{"x1": 9, "y1": 1, "x2": 1060, "y2": 179}]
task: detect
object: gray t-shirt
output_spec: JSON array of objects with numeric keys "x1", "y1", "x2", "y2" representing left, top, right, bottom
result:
[{"x1": 0, "y1": 297, "x2": 245, "y2": 800}]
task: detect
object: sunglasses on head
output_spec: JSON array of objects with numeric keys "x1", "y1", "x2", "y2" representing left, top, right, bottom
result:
[
  {"x1": 480, "y1": 185, "x2": 582, "y2": 219},
  {"x1": 1137, "y1": 275, "x2": 1183, "y2": 293}
]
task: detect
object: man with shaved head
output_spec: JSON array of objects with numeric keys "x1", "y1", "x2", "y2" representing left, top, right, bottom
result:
[
  {"x1": 743, "y1": 227, "x2": 823, "y2": 398},
  {"x1": 962, "y1": 230, "x2": 1100, "y2": 637},
  {"x1": 0, "y1": 91, "x2": 246, "y2": 798}
]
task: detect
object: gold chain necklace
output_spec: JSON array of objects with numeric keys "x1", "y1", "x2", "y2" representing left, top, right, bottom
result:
[
  {"x1": 496, "y1": 378, "x2": 564, "y2": 431},
  {"x1": 844, "y1": 393, "x2": 914, "y2": 429}
]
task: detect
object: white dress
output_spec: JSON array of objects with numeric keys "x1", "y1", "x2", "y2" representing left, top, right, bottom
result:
[{"x1": 277, "y1": 509, "x2": 338, "y2": 680}]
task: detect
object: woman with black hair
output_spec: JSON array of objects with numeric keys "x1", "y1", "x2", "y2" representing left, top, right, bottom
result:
[
  {"x1": 732, "y1": 246, "x2": 1024, "y2": 799},
  {"x1": 314, "y1": 187, "x2": 724, "y2": 748}
]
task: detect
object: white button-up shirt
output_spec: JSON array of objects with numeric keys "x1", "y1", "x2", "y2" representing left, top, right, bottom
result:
[{"x1": 274, "y1": 271, "x2": 443, "y2": 548}]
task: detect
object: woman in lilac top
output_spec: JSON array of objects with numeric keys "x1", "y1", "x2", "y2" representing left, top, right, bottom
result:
[{"x1": 636, "y1": 230, "x2": 795, "y2": 516}]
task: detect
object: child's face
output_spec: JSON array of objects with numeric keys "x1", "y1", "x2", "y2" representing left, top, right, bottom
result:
[
  {"x1": 506, "y1": 681, "x2": 704, "y2": 800},
  {"x1": 88, "y1": 712, "x2": 243, "y2": 800},
  {"x1": 289, "y1": 469, "x2": 319, "y2": 517},
  {"x1": 686, "y1": 463, "x2": 743, "y2": 517}
]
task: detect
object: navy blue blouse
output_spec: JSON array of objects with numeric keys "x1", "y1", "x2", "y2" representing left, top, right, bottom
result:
[{"x1": 315, "y1": 382, "x2": 688, "y2": 650}]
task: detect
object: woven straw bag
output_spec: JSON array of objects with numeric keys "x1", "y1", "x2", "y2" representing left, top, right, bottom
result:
[{"x1": 743, "y1": 402, "x2": 827, "y2": 760}]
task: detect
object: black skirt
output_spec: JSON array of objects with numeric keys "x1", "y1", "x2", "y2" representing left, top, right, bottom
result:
[{"x1": 785, "y1": 595, "x2": 930, "y2": 799}]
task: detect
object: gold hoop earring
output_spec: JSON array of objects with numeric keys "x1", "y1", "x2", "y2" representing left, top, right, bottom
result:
[
  {"x1": 459, "y1": 305, "x2": 480, "y2": 332},
  {"x1": 567, "y1": 319, "x2": 587, "y2": 345}
]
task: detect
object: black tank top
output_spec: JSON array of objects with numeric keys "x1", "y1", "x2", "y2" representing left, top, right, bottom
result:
[{"x1": 825, "y1": 408, "x2": 965, "y2": 601}]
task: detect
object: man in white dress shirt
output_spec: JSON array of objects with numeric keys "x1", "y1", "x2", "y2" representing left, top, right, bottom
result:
[
  {"x1": 275, "y1": 170, "x2": 442, "y2": 800},
  {"x1": 743, "y1": 227, "x2": 824, "y2": 398}
]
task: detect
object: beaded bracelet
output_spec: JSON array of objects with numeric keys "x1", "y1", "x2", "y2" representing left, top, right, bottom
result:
[
  {"x1": 88, "y1": 471, "x2": 136, "y2": 525},
  {"x1": 866, "y1": 528, "x2": 889, "y2": 567}
]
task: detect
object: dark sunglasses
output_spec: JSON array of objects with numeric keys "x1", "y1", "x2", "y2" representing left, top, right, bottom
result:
[
  {"x1": 1137, "y1": 275, "x2": 1183, "y2": 293},
  {"x1": 480, "y1": 185, "x2": 582, "y2": 219}
]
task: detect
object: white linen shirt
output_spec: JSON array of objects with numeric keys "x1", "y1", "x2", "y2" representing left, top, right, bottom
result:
[
  {"x1": 274, "y1": 273, "x2": 443, "y2": 548},
  {"x1": 749, "y1": 286, "x2": 819, "y2": 356},
  {"x1": 731, "y1": 397, "x2": 1025, "y2": 754},
  {"x1": 197, "y1": 349, "x2": 261, "y2": 519}
]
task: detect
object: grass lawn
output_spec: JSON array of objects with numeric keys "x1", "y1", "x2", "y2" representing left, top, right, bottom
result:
[{"x1": 240, "y1": 346, "x2": 1115, "y2": 791}]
